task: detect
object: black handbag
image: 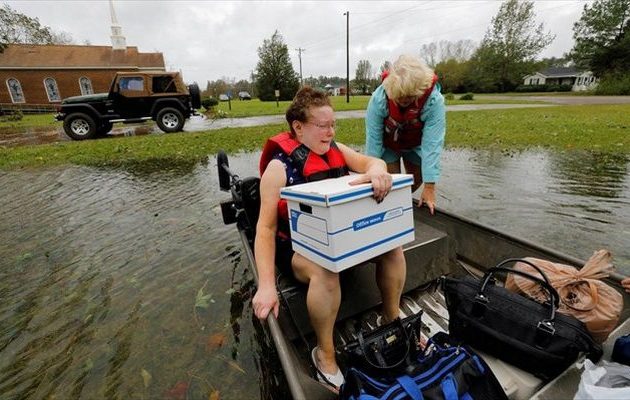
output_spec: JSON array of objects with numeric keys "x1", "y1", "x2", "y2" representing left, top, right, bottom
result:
[
  {"x1": 341, "y1": 312, "x2": 423, "y2": 376},
  {"x1": 441, "y1": 258, "x2": 602, "y2": 379}
]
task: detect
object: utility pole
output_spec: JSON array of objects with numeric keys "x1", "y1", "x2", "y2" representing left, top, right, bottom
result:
[
  {"x1": 295, "y1": 47, "x2": 305, "y2": 87},
  {"x1": 344, "y1": 11, "x2": 349, "y2": 103}
]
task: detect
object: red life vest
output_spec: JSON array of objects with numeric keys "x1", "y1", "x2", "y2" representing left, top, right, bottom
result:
[
  {"x1": 259, "y1": 131, "x2": 348, "y2": 237},
  {"x1": 383, "y1": 74, "x2": 438, "y2": 153}
]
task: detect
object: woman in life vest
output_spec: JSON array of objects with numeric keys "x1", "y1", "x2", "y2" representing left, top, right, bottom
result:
[
  {"x1": 365, "y1": 54, "x2": 446, "y2": 214},
  {"x1": 254, "y1": 87, "x2": 407, "y2": 390}
]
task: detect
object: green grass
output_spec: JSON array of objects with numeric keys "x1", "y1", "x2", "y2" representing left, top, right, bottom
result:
[
  {"x1": 1, "y1": 104, "x2": 628, "y2": 170},
  {"x1": 0, "y1": 113, "x2": 58, "y2": 132},
  {"x1": 212, "y1": 96, "x2": 546, "y2": 117}
]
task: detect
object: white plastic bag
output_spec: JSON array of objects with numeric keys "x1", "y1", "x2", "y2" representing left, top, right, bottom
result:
[{"x1": 574, "y1": 360, "x2": 630, "y2": 399}]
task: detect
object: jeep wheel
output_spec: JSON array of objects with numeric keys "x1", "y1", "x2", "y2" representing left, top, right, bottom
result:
[
  {"x1": 63, "y1": 113, "x2": 97, "y2": 140},
  {"x1": 156, "y1": 108, "x2": 184, "y2": 133},
  {"x1": 96, "y1": 122, "x2": 113, "y2": 137}
]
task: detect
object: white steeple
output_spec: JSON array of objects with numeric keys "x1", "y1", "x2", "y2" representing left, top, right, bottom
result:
[{"x1": 109, "y1": 0, "x2": 127, "y2": 50}]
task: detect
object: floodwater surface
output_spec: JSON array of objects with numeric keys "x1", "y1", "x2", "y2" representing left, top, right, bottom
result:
[{"x1": 0, "y1": 148, "x2": 628, "y2": 399}]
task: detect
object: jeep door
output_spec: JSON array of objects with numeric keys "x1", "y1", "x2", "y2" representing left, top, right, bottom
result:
[{"x1": 111, "y1": 76, "x2": 151, "y2": 118}]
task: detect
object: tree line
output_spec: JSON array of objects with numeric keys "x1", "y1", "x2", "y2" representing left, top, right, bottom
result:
[{"x1": 2, "y1": 0, "x2": 628, "y2": 98}]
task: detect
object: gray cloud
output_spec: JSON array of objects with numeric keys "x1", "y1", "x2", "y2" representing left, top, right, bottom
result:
[{"x1": 6, "y1": 0, "x2": 592, "y2": 84}]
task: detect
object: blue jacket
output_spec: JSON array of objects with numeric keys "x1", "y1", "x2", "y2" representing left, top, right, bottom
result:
[{"x1": 365, "y1": 84, "x2": 445, "y2": 183}]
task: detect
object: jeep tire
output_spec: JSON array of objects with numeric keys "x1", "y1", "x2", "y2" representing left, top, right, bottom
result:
[
  {"x1": 64, "y1": 112, "x2": 97, "y2": 140},
  {"x1": 96, "y1": 121, "x2": 113, "y2": 137},
  {"x1": 156, "y1": 107, "x2": 185, "y2": 133},
  {"x1": 188, "y1": 83, "x2": 201, "y2": 109}
]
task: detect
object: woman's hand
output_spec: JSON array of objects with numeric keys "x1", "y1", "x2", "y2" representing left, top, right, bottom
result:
[
  {"x1": 350, "y1": 168, "x2": 392, "y2": 203},
  {"x1": 252, "y1": 285, "x2": 279, "y2": 320},
  {"x1": 420, "y1": 183, "x2": 436, "y2": 214},
  {"x1": 622, "y1": 278, "x2": 630, "y2": 294}
]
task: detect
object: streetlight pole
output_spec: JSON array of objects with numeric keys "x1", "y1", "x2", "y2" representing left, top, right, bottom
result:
[
  {"x1": 295, "y1": 47, "x2": 305, "y2": 87},
  {"x1": 344, "y1": 11, "x2": 349, "y2": 103}
]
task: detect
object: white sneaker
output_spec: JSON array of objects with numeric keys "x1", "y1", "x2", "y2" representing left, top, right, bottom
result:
[{"x1": 311, "y1": 346, "x2": 344, "y2": 389}]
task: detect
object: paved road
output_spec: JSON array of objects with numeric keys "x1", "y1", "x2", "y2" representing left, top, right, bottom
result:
[{"x1": 186, "y1": 103, "x2": 555, "y2": 131}]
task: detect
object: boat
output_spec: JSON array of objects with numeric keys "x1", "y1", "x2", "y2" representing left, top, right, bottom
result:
[{"x1": 216, "y1": 151, "x2": 630, "y2": 400}]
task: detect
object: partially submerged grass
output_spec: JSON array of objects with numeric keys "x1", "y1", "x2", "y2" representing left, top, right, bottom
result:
[
  {"x1": 1, "y1": 104, "x2": 628, "y2": 170},
  {"x1": 0, "y1": 113, "x2": 58, "y2": 132}
]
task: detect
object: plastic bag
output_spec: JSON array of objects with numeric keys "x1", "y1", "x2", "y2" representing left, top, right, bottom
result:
[
  {"x1": 574, "y1": 360, "x2": 630, "y2": 399},
  {"x1": 505, "y1": 250, "x2": 623, "y2": 342}
]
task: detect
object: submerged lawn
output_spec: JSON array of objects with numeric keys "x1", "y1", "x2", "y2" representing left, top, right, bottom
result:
[{"x1": 1, "y1": 104, "x2": 628, "y2": 170}]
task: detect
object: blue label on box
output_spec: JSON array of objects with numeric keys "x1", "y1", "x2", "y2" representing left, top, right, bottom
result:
[{"x1": 352, "y1": 207, "x2": 403, "y2": 231}]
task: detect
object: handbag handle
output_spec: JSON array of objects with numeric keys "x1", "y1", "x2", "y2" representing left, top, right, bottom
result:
[
  {"x1": 479, "y1": 263, "x2": 561, "y2": 323},
  {"x1": 495, "y1": 258, "x2": 553, "y2": 286},
  {"x1": 357, "y1": 317, "x2": 411, "y2": 370}
]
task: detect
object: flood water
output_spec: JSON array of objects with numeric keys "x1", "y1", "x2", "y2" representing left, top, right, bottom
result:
[{"x1": 1, "y1": 148, "x2": 629, "y2": 399}]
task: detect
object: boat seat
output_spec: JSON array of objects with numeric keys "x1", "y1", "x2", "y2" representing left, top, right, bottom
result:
[{"x1": 277, "y1": 217, "x2": 456, "y2": 341}]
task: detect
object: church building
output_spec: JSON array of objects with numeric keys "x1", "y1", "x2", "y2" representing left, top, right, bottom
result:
[{"x1": 0, "y1": 1, "x2": 165, "y2": 111}]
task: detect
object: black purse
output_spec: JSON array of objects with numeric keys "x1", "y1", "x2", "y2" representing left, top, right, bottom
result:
[
  {"x1": 442, "y1": 258, "x2": 602, "y2": 379},
  {"x1": 341, "y1": 312, "x2": 423, "y2": 376}
]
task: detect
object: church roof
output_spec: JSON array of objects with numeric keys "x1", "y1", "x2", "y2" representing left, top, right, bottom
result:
[{"x1": 0, "y1": 44, "x2": 164, "y2": 69}]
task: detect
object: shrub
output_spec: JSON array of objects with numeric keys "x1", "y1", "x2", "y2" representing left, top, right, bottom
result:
[
  {"x1": 0, "y1": 109, "x2": 23, "y2": 122},
  {"x1": 595, "y1": 73, "x2": 630, "y2": 95},
  {"x1": 459, "y1": 93, "x2": 474, "y2": 101},
  {"x1": 444, "y1": 92, "x2": 455, "y2": 100},
  {"x1": 201, "y1": 97, "x2": 219, "y2": 109}
]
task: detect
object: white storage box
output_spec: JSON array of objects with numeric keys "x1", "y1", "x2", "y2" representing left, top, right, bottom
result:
[{"x1": 280, "y1": 174, "x2": 415, "y2": 272}]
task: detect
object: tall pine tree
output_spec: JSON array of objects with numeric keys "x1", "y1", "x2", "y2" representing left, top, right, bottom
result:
[{"x1": 255, "y1": 31, "x2": 299, "y2": 101}]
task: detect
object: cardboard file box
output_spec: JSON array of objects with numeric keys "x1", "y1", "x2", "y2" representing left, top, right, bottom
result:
[{"x1": 279, "y1": 174, "x2": 415, "y2": 272}]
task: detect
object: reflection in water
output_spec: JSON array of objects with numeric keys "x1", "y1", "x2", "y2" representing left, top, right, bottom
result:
[
  {"x1": 438, "y1": 149, "x2": 630, "y2": 267},
  {"x1": 0, "y1": 148, "x2": 628, "y2": 399}
]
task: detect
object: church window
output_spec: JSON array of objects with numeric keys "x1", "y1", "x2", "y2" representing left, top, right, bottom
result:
[
  {"x1": 79, "y1": 77, "x2": 94, "y2": 95},
  {"x1": 44, "y1": 77, "x2": 61, "y2": 102},
  {"x1": 6, "y1": 78, "x2": 25, "y2": 103}
]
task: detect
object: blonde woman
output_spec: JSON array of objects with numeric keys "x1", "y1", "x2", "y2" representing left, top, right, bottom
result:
[{"x1": 365, "y1": 54, "x2": 445, "y2": 214}]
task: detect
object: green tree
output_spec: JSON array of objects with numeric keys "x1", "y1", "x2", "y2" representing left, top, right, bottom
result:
[
  {"x1": 354, "y1": 59, "x2": 373, "y2": 94},
  {"x1": 571, "y1": 0, "x2": 629, "y2": 75},
  {"x1": 255, "y1": 30, "x2": 299, "y2": 101},
  {"x1": 472, "y1": 0, "x2": 554, "y2": 92},
  {"x1": 0, "y1": 3, "x2": 72, "y2": 52},
  {"x1": 434, "y1": 59, "x2": 474, "y2": 93}
]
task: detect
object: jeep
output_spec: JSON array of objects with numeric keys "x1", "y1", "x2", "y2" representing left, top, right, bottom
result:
[{"x1": 56, "y1": 72, "x2": 201, "y2": 140}]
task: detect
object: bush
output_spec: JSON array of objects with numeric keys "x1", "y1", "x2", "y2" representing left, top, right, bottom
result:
[
  {"x1": 459, "y1": 93, "x2": 474, "y2": 101},
  {"x1": 515, "y1": 84, "x2": 573, "y2": 93},
  {"x1": 595, "y1": 73, "x2": 630, "y2": 95},
  {"x1": 0, "y1": 109, "x2": 23, "y2": 122},
  {"x1": 201, "y1": 97, "x2": 219, "y2": 109},
  {"x1": 515, "y1": 84, "x2": 547, "y2": 92},
  {"x1": 444, "y1": 92, "x2": 455, "y2": 100}
]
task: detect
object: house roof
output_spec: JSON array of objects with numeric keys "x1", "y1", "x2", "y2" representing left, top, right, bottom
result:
[
  {"x1": 539, "y1": 67, "x2": 578, "y2": 78},
  {"x1": 0, "y1": 44, "x2": 164, "y2": 69}
]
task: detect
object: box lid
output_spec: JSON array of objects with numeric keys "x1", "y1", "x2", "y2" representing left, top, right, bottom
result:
[{"x1": 280, "y1": 173, "x2": 413, "y2": 207}]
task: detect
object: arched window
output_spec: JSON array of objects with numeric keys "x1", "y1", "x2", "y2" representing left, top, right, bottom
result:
[
  {"x1": 79, "y1": 76, "x2": 93, "y2": 95},
  {"x1": 44, "y1": 77, "x2": 61, "y2": 102},
  {"x1": 6, "y1": 78, "x2": 25, "y2": 103}
]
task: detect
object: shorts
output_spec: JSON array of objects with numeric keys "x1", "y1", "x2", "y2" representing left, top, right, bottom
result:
[
  {"x1": 381, "y1": 146, "x2": 422, "y2": 166},
  {"x1": 275, "y1": 236, "x2": 295, "y2": 276}
]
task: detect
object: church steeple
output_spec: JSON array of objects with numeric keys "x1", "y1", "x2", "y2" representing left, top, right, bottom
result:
[{"x1": 109, "y1": 0, "x2": 127, "y2": 50}]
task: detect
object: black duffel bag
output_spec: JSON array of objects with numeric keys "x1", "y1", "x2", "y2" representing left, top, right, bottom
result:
[{"x1": 441, "y1": 258, "x2": 602, "y2": 379}]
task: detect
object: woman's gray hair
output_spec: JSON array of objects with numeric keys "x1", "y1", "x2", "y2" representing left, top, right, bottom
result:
[{"x1": 382, "y1": 54, "x2": 434, "y2": 100}]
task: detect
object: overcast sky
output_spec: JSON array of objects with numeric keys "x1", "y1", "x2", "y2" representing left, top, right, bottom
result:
[{"x1": 6, "y1": 0, "x2": 592, "y2": 84}]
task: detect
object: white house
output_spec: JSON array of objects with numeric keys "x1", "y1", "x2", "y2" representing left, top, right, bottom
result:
[{"x1": 523, "y1": 67, "x2": 598, "y2": 91}]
